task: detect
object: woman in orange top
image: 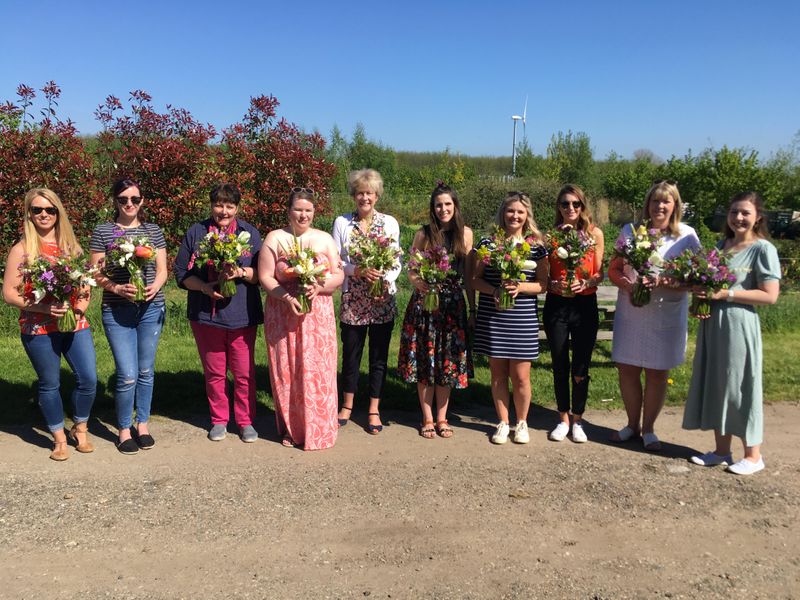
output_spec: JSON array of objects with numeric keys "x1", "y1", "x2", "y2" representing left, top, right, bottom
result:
[
  {"x1": 542, "y1": 184, "x2": 604, "y2": 443},
  {"x1": 2, "y1": 188, "x2": 97, "y2": 461}
]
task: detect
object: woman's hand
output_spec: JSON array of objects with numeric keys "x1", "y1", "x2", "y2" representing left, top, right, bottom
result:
[
  {"x1": 219, "y1": 262, "x2": 239, "y2": 282},
  {"x1": 502, "y1": 280, "x2": 521, "y2": 298},
  {"x1": 114, "y1": 282, "x2": 138, "y2": 302},
  {"x1": 46, "y1": 301, "x2": 70, "y2": 318},
  {"x1": 201, "y1": 281, "x2": 224, "y2": 301},
  {"x1": 304, "y1": 281, "x2": 322, "y2": 301},
  {"x1": 144, "y1": 283, "x2": 161, "y2": 302},
  {"x1": 642, "y1": 273, "x2": 660, "y2": 289},
  {"x1": 569, "y1": 278, "x2": 589, "y2": 294},
  {"x1": 282, "y1": 292, "x2": 305, "y2": 317},
  {"x1": 355, "y1": 266, "x2": 383, "y2": 282},
  {"x1": 411, "y1": 277, "x2": 430, "y2": 293}
]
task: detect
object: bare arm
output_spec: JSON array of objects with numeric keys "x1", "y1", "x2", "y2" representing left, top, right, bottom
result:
[{"x1": 258, "y1": 231, "x2": 303, "y2": 316}]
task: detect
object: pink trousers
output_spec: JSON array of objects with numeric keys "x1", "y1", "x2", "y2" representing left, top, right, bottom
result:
[{"x1": 190, "y1": 322, "x2": 257, "y2": 427}]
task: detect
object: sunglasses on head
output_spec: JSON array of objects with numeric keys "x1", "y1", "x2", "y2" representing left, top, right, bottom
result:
[
  {"x1": 31, "y1": 206, "x2": 58, "y2": 216},
  {"x1": 116, "y1": 195, "x2": 143, "y2": 206},
  {"x1": 559, "y1": 200, "x2": 581, "y2": 209},
  {"x1": 291, "y1": 187, "x2": 315, "y2": 194}
]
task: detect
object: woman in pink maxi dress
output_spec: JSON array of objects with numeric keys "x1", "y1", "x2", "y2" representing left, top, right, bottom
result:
[{"x1": 259, "y1": 189, "x2": 344, "y2": 450}]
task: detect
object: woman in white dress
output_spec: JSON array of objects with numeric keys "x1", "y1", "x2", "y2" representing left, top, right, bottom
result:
[{"x1": 608, "y1": 180, "x2": 700, "y2": 450}]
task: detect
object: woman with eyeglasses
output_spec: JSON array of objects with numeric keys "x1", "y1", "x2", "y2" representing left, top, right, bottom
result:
[
  {"x1": 2, "y1": 188, "x2": 97, "y2": 461},
  {"x1": 260, "y1": 188, "x2": 344, "y2": 449},
  {"x1": 543, "y1": 184, "x2": 604, "y2": 443},
  {"x1": 471, "y1": 192, "x2": 549, "y2": 444},
  {"x1": 332, "y1": 169, "x2": 402, "y2": 434},
  {"x1": 173, "y1": 183, "x2": 263, "y2": 443},
  {"x1": 397, "y1": 183, "x2": 474, "y2": 439},
  {"x1": 89, "y1": 178, "x2": 168, "y2": 454},
  {"x1": 608, "y1": 180, "x2": 700, "y2": 451}
]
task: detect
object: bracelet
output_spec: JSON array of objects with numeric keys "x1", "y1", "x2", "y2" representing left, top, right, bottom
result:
[{"x1": 727, "y1": 288, "x2": 735, "y2": 302}]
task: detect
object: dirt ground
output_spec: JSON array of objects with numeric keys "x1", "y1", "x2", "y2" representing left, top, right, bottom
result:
[{"x1": 1, "y1": 402, "x2": 799, "y2": 600}]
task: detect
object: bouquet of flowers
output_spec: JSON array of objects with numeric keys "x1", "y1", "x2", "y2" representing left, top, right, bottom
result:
[
  {"x1": 546, "y1": 224, "x2": 596, "y2": 297},
  {"x1": 280, "y1": 237, "x2": 330, "y2": 314},
  {"x1": 614, "y1": 223, "x2": 663, "y2": 307},
  {"x1": 19, "y1": 255, "x2": 97, "y2": 332},
  {"x1": 194, "y1": 230, "x2": 252, "y2": 297},
  {"x1": 348, "y1": 230, "x2": 403, "y2": 298},
  {"x1": 475, "y1": 227, "x2": 538, "y2": 310},
  {"x1": 407, "y1": 245, "x2": 456, "y2": 312},
  {"x1": 662, "y1": 247, "x2": 736, "y2": 318},
  {"x1": 105, "y1": 233, "x2": 156, "y2": 301}
]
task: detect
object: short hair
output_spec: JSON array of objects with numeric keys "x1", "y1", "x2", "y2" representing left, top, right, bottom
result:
[
  {"x1": 643, "y1": 180, "x2": 683, "y2": 236},
  {"x1": 347, "y1": 169, "x2": 384, "y2": 197},
  {"x1": 723, "y1": 191, "x2": 770, "y2": 239},
  {"x1": 495, "y1": 191, "x2": 542, "y2": 242},
  {"x1": 555, "y1": 183, "x2": 593, "y2": 232},
  {"x1": 210, "y1": 183, "x2": 241, "y2": 205}
]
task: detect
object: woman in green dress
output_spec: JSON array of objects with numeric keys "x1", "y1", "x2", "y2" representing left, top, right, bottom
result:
[{"x1": 682, "y1": 192, "x2": 781, "y2": 475}]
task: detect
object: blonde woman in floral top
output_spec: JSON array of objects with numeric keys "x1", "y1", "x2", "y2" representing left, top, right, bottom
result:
[{"x1": 332, "y1": 169, "x2": 402, "y2": 434}]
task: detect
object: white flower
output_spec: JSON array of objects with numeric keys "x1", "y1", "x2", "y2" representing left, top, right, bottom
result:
[
  {"x1": 556, "y1": 247, "x2": 569, "y2": 259},
  {"x1": 648, "y1": 252, "x2": 664, "y2": 267},
  {"x1": 522, "y1": 260, "x2": 538, "y2": 270},
  {"x1": 237, "y1": 231, "x2": 251, "y2": 243},
  {"x1": 84, "y1": 276, "x2": 97, "y2": 287},
  {"x1": 635, "y1": 240, "x2": 651, "y2": 250},
  {"x1": 119, "y1": 242, "x2": 135, "y2": 253},
  {"x1": 69, "y1": 270, "x2": 83, "y2": 281}
]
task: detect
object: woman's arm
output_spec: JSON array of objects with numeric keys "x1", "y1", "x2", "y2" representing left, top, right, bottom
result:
[
  {"x1": 383, "y1": 215, "x2": 402, "y2": 284},
  {"x1": 407, "y1": 228, "x2": 429, "y2": 293},
  {"x1": 590, "y1": 226, "x2": 605, "y2": 286},
  {"x1": 319, "y1": 234, "x2": 345, "y2": 294},
  {"x1": 2, "y1": 243, "x2": 66, "y2": 317},
  {"x1": 146, "y1": 247, "x2": 169, "y2": 301},
  {"x1": 463, "y1": 227, "x2": 476, "y2": 312},
  {"x1": 706, "y1": 280, "x2": 779, "y2": 305},
  {"x1": 258, "y1": 231, "x2": 303, "y2": 315},
  {"x1": 607, "y1": 256, "x2": 633, "y2": 293}
]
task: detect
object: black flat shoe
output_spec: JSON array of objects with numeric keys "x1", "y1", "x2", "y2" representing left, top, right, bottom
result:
[
  {"x1": 136, "y1": 433, "x2": 155, "y2": 449},
  {"x1": 116, "y1": 438, "x2": 139, "y2": 455}
]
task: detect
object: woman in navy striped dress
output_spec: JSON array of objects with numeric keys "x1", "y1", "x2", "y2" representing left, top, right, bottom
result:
[{"x1": 472, "y1": 192, "x2": 549, "y2": 444}]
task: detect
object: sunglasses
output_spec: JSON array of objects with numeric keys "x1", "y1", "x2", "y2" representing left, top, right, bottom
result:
[
  {"x1": 291, "y1": 187, "x2": 315, "y2": 194},
  {"x1": 559, "y1": 201, "x2": 582, "y2": 209},
  {"x1": 116, "y1": 196, "x2": 143, "y2": 206},
  {"x1": 31, "y1": 206, "x2": 58, "y2": 216}
]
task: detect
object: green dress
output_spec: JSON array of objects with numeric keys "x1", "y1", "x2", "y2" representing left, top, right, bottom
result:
[{"x1": 682, "y1": 239, "x2": 782, "y2": 445}]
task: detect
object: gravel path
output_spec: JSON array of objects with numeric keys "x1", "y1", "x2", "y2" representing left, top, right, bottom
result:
[{"x1": 1, "y1": 403, "x2": 799, "y2": 599}]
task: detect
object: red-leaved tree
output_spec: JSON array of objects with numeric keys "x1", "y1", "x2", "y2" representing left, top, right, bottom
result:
[
  {"x1": 93, "y1": 90, "x2": 217, "y2": 248},
  {"x1": 215, "y1": 95, "x2": 337, "y2": 233},
  {"x1": 0, "y1": 82, "x2": 105, "y2": 262}
]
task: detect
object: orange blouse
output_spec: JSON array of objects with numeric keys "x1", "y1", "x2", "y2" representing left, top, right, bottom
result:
[{"x1": 547, "y1": 226, "x2": 601, "y2": 297}]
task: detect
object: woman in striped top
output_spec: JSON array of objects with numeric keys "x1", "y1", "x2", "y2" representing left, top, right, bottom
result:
[
  {"x1": 90, "y1": 178, "x2": 168, "y2": 454},
  {"x1": 471, "y1": 192, "x2": 549, "y2": 444}
]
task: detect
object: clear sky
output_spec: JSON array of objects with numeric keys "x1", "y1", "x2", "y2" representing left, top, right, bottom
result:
[{"x1": 2, "y1": 0, "x2": 798, "y2": 161}]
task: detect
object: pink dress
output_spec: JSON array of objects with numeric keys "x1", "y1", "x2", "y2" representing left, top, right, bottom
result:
[{"x1": 264, "y1": 257, "x2": 338, "y2": 450}]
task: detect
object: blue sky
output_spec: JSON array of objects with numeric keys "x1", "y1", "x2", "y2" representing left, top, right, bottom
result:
[{"x1": 2, "y1": 0, "x2": 798, "y2": 160}]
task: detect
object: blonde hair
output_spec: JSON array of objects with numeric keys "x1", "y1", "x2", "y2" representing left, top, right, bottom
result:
[
  {"x1": 347, "y1": 169, "x2": 384, "y2": 198},
  {"x1": 555, "y1": 183, "x2": 593, "y2": 232},
  {"x1": 22, "y1": 188, "x2": 82, "y2": 262},
  {"x1": 495, "y1": 191, "x2": 543, "y2": 242},
  {"x1": 642, "y1": 181, "x2": 683, "y2": 237}
]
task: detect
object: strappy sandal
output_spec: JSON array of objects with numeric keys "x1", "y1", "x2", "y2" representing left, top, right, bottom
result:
[
  {"x1": 366, "y1": 412, "x2": 383, "y2": 435},
  {"x1": 610, "y1": 426, "x2": 639, "y2": 443},
  {"x1": 420, "y1": 421, "x2": 436, "y2": 439},
  {"x1": 281, "y1": 436, "x2": 295, "y2": 448},
  {"x1": 435, "y1": 420, "x2": 454, "y2": 439},
  {"x1": 337, "y1": 405, "x2": 353, "y2": 427}
]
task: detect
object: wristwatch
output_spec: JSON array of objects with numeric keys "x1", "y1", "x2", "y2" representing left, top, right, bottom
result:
[{"x1": 727, "y1": 288, "x2": 735, "y2": 301}]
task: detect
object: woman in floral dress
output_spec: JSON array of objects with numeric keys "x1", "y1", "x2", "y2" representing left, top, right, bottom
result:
[{"x1": 398, "y1": 183, "x2": 474, "y2": 439}]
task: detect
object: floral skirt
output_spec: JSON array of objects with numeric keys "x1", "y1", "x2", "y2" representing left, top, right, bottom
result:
[{"x1": 397, "y1": 283, "x2": 472, "y2": 388}]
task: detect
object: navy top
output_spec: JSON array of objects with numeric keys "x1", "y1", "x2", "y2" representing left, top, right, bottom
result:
[{"x1": 173, "y1": 218, "x2": 264, "y2": 329}]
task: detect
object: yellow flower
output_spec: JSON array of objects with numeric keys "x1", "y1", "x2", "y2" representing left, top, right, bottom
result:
[{"x1": 667, "y1": 378, "x2": 674, "y2": 385}]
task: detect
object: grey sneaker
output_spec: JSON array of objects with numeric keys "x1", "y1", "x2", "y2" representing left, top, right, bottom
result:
[
  {"x1": 240, "y1": 424, "x2": 258, "y2": 443},
  {"x1": 208, "y1": 424, "x2": 227, "y2": 441}
]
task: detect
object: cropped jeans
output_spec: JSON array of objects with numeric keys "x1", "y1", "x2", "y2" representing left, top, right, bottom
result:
[
  {"x1": 102, "y1": 301, "x2": 166, "y2": 429},
  {"x1": 542, "y1": 293, "x2": 599, "y2": 416},
  {"x1": 21, "y1": 328, "x2": 97, "y2": 433}
]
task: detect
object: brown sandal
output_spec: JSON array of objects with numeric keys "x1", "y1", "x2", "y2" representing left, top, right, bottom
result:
[
  {"x1": 69, "y1": 422, "x2": 95, "y2": 453},
  {"x1": 435, "y1": 420, "x2": 454, "y2": 439},
  {"x1": 420, "y1": 421, "x2": 436, "y2": 439},
  {"x1": 50, "y1": 439, "x2": 70, "y2": 461}
]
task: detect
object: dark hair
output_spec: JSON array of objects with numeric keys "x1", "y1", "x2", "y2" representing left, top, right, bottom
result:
[
  {"x1": 110, "y1": 177, "x2": 141, "y2": 221},
  {"x1": 555, "y1": 183, "x2": 593, "y2": 232},
  {"x1": 422, "y1": 183, "x2": 467, "y2": 258},
  {"x1": 210, "y1": 183, "x2": 241, "y2": 205},
  {"x1": 723, "y1": 191, "x2": 770, "y2": 239},
  {"x1": 287, "y1": 188, "x2": 316, "y2": 209}
]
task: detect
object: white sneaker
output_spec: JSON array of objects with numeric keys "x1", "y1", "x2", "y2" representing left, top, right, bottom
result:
[
  {"x1": 689, "y1": 451, "x2": 732, "y2": 466},
  {"x1": 549, "y1": 422, "x2": 569, "y2": 442},
  {"x1": 491, "y1": 422, "x2": 510, "y2": 445},
  {"x1": 726, "y1": 457, "x2": 765, "y2": 475},
  {"x1": 513, "y1": 421, "x2": 530, "y2": 444},
  {"x1": 571, "y1": 422, "x2": 588, "y2": 443}
]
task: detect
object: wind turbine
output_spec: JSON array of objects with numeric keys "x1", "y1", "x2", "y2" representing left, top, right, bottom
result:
[{"x1": 511, "y1": 96, "x2": 528, "y2": 176}]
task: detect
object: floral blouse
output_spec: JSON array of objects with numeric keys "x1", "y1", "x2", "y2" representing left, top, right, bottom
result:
[{"x1": 332, "y1": 211, "x2": 401, "y2": 326}]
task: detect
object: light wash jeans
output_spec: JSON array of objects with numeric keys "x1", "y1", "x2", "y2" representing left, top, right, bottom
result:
[
  {"x1": 21, "y1": 328, "x2": 97, "y2": 432},
  {"x1": 102, "y1": 301, "x2": 165, "y2": 429}
]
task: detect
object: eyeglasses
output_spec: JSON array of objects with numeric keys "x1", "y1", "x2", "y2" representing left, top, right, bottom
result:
[
  {"x1": 291, "y1": 187, "x2": 315, "y2": 194},
  {"x1": 559, "y1": 201, "x2": 582, "y2": 209},
  {"x1": 31, "y1": 206, "x2": 58, "y2": 216},
  {"x1": 116, "y1": 196, "x2": 143, "y2": 206}
]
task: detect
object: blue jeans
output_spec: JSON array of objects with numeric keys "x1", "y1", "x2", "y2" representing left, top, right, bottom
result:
[
  {"x1": 21, "y1": 328, "x2": 98, "y2": 432},
  {"x1": 102, "y1": 302, "x2": 165, "y2": 429}
]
